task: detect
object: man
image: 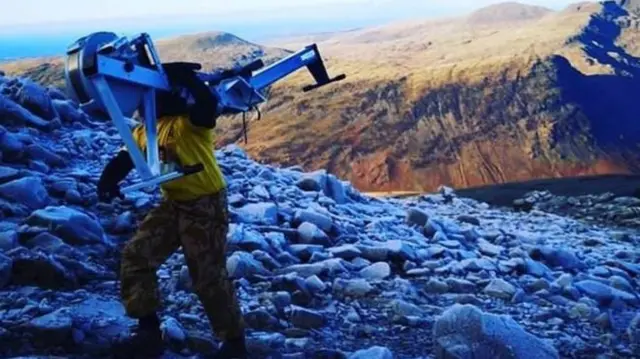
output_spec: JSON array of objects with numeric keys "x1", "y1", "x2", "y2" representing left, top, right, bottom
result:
[{"x1": 97, "y1": 62, "x2": 247, "y2": 359}]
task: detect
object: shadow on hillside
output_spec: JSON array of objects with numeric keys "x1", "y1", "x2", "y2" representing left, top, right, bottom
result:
[
  {"x1": 455, "y1": 2, "x2": 640, "y2": 207},
  {"x1": 553, "y1": 1, "x2": 640, "y2": 151},
  {"x1": 456, "y1": 174, "x2": 640, "y2": 206},
  {"x1": 577, "y1": 1, "x2": 638, "y2": 76}
]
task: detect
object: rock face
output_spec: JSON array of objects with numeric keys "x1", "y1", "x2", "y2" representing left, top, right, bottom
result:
[{"x1": 1, "y1": 61, "x2": 640, "y2": 358}]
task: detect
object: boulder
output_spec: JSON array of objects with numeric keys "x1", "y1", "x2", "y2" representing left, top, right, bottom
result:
[
  {"x1": 433, "y1": 304, "x2": 559, "y2": 359},
  {"x1": 26, "y1": 206, "x2": 105, "y2": 245},
  {"x1": 0, "y1": 176, "x2": 50, "y2": 210}
]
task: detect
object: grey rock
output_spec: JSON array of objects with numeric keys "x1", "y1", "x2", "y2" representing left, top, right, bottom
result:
[
  {"x1": 290, "y1": 306, "x2": 325, "y2": 329},
  {"x1": 228, "y1": 225, "x2": 270, "y2": 252},
  {"x1": 457, "y1": 214, "x2": 480, "y2": 226},
  {"x1": 288, "y1": 244, "x2": 325, "y2": 261},
  {"x1": 424, "y1": 279, "x2": 450, "y2": 294},
  {"x1": 530, "y1": 246, "x2": 585, "y2": 271},
  {"x1": 384, "y1": 240, "x2": 417, "y2": 261},
  {"x1": 244, "y1": 309, "x2": 280, "y2": 330},
  {"x1": 16, "y1": 80, "x2": 57, "y2": 120},
  {"x1": 246, "y1": 332, "x2": 286, "y2": 355},
  {"x1": 348, "y1": 346, "x2": 393, "y2": 359},
  {"x1": 161, "y1": 316, "x2": 186, "y2": 342},
  {"x1": 26, "y1": 206, "x2": 105, "y2": 245},
  {"x1": 446, "y1": 278, "x2": 477, "y2": 293},
  {"x1": 483, "y1": 278, "x2": 517, "y2": 300},
  {"x1": 390, "y1": 299, "x2": 424, "y2": 317},
  {"x1": 7, "y1": 247, "x2": 76, "y2": 289},
  {"x1": 23, "y1": 307, "x2": 73, "y2": 345},
  {"x1": 627, "y1": 313, "x2": 640, "y2": 345},
  {"x1": 297, "y1": 222, "x2": 330, "y2": 246},
  {"x1": 52, "y1": 99, "x2": 85, "y2": 123},
  {"x1": 406, "y1": 208, "x2": 429, "y2": 227},
  {"x1": 359, "y1": 262, "x2": 391, "y2": 280},
  {"x1": 0, "y1": 96, "x2": 49, "y2": 129},
  {"x1": 326, "y1": 174, "x2": 348, "y2": 204},
  {"x1": 433, "y1": 304, "x2": 559, "y2": 359},
  {"x1": 0, "y1": 176, "x2": 50, "y2": 210},
  {"x1": 0, "y1": 230, "x2": 18, "y2": 251},
  {"x1": 328, "y1": 244, "x2": 362, "y2": 259},
  {"x1": 280, "y1": 258, "x2": 349, "y2": 277},
  {"x1": 304, "y1": 275, "x2": 327, "y2": 293},
  {"x1": 575, "y1": 280, "x2": 638, "y2": 305},
  {"x1": 227, "y1": 251, "x2": 270, "y2": 278},
  {"x1": 477, "y1": 238, "x2": 503, "y2": 257},
  {"x1": 25, "y1": 144, "x2": 65, "y2": 167},
  {"x1": 112, "y1": 211, "x2": 135, "y2": 233},
  {"x1": 0, "y1": 165, "x2": 20, "y2": 184},
  {"x1": 0, "y1": 252, "x2": 12, "y2": 288},
  {"x1": 294, "y1": 209, "x2": 333, "y2": 232},
  {"x1": 296, "y1": 170, "x2": 327, "y2": 192},
  {"x1": 235, "y1": 203, "x2": 279, "y2": 225},
  {"x1": 333, "y1": 278, "x2": 374, "y2": 297}
]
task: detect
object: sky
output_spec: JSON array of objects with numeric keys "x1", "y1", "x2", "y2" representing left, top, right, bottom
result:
[
  {"x1": 2, "y1": 0, "x2": 587, "y2": 28},
  {"x1": 0, "y1": 0, "x2": 589, "y2": 59}
]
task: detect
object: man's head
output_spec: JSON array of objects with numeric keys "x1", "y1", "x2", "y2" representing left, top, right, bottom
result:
[
  {"x1": 155, "y1": 89, "x2": 189, "y2": 118},
  {"x1": 136, "y1": 89, "x2": 188, "y2": 121}
]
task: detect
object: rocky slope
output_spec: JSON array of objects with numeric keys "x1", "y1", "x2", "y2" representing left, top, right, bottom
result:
[
  {"x1": 3, "y1": 2, "x2": 640, "y2": 193},
  {"x1": 2, "y1": 71, "x2": 640, "y2": 358}
]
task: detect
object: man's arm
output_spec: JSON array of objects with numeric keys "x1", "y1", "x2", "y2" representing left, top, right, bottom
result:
[
  {"x1": 181, "y1": 74, "x2": 219, "y2": 129},
  {"x1": 163, "y1": 63, "x2": 219, "y2": 129},
  {"x1": 97, "y1": 150, "x2": 135, "y2": 199}
]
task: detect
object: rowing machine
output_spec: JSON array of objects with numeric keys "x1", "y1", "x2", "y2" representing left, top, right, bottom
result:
[{"x1": 63, "y1": 31, "x2": 345, "y2": 194}]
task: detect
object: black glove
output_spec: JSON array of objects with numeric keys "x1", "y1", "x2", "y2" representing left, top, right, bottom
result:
[
  {"x1": 97, "y1": 151, "x2": 133, "y2": 203},
  {"x1": 162, "y1": 62, "x2": 219, "y2": 129},
  {"x1": 97, "y1": 180, "x2": 124, "y2": 203},
  {"x1": 162, "y1": 62, "x2": 202, "y2": 87}
]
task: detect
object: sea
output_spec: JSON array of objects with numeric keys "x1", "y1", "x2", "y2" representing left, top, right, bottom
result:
[{"x1": 0, "y1": 15, "x2": 401, "y2": 62}]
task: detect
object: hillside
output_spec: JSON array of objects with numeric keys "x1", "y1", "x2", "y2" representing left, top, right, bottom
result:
[
  {"x1": 5, "y1": 1, "x2": 640, "y2": 193},
  {"x1": 233, "y1": 0, "x2": 640, "y2": 192}
]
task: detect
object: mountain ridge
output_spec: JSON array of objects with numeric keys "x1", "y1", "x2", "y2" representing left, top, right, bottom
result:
[{"x1": 465, "y1": 1, "x2": 554, "y2": 25}]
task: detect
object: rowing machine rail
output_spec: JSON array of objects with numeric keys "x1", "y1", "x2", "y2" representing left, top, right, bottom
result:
[{"x1": 63, "y1": 31, "x2": 345, "y2": 193}]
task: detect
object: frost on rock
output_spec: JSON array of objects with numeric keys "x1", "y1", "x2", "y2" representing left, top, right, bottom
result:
[
  {"x1": 1, "y1": 74, "x2": 640, "y2": 358},
  {"x1": 26, "y1": 206, "x2": 106, "y2": 245},
  {"x1": 0, "y1": 176, "x2": 50, "y2": 210},
  {"x1": 433, "y1": 304, "x2": 559, "y2": 359}
]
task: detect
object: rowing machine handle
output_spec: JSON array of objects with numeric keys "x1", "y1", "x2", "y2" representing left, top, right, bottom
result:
[
  {"x1": 302, "y1": 74, "x2": 346, "y2": 92},
  {"x1": 181, "y1": 163, "x2": 205, "y2": 175}
]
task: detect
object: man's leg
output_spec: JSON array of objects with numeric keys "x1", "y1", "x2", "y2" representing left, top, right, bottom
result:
[
  {"x1": 177, "y1": 190, "x2": 247, "y2": 357},
  {"x1": 117, "y1": 200, "x2": 181, "y2": 357}
]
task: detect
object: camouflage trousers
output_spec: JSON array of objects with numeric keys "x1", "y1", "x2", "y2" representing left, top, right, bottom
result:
[{"x1": 119, "y1": 189, "x2": 245, "y2": 341}]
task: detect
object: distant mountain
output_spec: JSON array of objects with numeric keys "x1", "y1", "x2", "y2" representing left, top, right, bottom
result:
[
  {"x1": 154, "y1": 31, "x2": 291, "y2": 70},
  {"x1": 465, "y1": 1, "x2": 553, "y2": 25},
  {"x1": 0, "y1": 31, "x2": 290, "y2": 89},
  {"x1": 5, "y1": 1, "x2": 640, "y2": 193}
]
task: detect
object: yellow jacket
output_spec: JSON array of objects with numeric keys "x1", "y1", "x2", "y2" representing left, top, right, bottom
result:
[{"x1": 131, "y1": 115, "x2": 226, "y2": 201}]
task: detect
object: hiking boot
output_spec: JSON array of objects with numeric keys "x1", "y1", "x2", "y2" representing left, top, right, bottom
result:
[
  {"x1": 113, "y1": 314, "x2": 165, "y2": 358},
  {"x1": 211, "y1": 336, "x2": 248, "y2": 359}
]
